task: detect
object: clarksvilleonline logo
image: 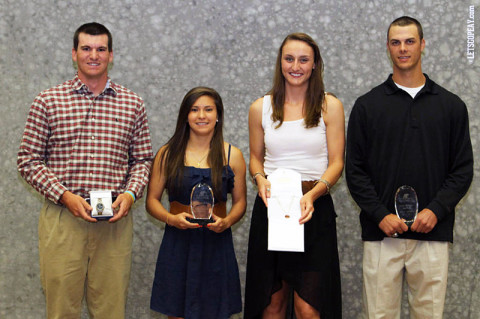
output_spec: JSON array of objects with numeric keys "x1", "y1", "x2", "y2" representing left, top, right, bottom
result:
[{"x1": 467, "y1": 5, "x2": 475, "y2": 64}]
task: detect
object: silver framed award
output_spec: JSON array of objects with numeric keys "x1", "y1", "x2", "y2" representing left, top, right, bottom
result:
[
  {"x1": 394, "y1": 185, "x2": 418, "y2": 228},
  {"x1": 189, "y1": 183, "x2": 215, "y2": 226}
]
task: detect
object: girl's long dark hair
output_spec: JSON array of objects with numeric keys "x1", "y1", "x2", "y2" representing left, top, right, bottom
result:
[
  {"x1": 269, "y1": 32, "x2": 326, "y2": 128},
  {"x1": 158, "y1": 87, "x2": 226, "y2": 200}
]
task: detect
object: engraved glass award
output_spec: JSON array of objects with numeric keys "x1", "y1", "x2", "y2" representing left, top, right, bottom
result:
[
  {"x1": 189, "y1": 183, "x2": 215, "y2": 226},
  {"x1": 394, "y1": 185, "x2": 418, "y2": 228}
]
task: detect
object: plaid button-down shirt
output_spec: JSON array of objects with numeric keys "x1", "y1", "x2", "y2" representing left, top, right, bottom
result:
[{"x1": 18, "y1": 74, "x2": 153, "y2": 203}]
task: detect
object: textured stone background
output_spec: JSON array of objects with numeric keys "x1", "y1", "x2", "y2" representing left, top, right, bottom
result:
[{"x1": 1, "y1": 0, "x2": 479, "y2": 318}]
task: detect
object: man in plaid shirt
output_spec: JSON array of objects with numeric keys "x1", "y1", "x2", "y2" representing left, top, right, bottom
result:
[{"x1": 17, "y1": 22, "x2": 153, "y2": 318}]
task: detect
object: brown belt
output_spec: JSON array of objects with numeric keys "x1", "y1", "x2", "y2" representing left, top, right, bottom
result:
[
  {"x1": 301, "y1": 180, "x2": 317, "y2": 195},
  {"x1": 169, "y1": 201, "x2": 227, "y2": 218}
]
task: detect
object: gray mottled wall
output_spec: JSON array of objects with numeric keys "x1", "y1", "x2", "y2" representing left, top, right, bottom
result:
[{"x1": 1, "y1": 0, "x2": 479, "y2": 318}]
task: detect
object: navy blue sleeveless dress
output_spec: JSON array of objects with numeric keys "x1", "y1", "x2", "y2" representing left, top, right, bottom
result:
[{"x1": 150, "y1": 150, "x2": 242, "y2": 319}]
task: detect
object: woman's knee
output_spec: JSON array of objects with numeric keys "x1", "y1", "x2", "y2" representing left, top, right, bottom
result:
[
  {"x1": 264, "y1": 284, "x2": 289, "y2": 315},
  {"x1": 294, "y1": 292, "x2": 320, "y2": 319}
]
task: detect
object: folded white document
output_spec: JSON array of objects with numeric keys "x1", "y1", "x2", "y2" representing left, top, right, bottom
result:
[{"x1": 267, "y1": 168, "x2": 304, "y2": 252}]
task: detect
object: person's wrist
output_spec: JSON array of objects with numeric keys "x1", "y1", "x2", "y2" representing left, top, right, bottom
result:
[
  {"x1": 124, "y1": 190, "x2": 136, "y2": 203},
  {"x1": 59, "y1": 190, "x2": 72, "y2": 205},
  {"x1": 252, "y1": 172, "x2": 265, "y2": 185},
  {"x1": 315, "y1": 178, "x2": 331, "y2": 195}
]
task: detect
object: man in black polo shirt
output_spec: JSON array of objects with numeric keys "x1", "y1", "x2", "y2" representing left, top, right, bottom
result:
[{"x1": 346, "y1": 16, "x2": 473, "y2": 318}]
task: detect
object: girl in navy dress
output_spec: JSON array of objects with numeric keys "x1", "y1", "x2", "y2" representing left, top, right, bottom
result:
[{"x1": 147, "y1": 87, "x2": 247, "y2": 319}]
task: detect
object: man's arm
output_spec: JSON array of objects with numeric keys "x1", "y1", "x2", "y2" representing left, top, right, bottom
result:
[
  {"x1": 411, "y1": 99, "x2": 473, "y2": 233},
  {"x1": 123, "y1": 101, "x2": 153, "y2": 199},
  {"x1": 110, "y1": 100, "x2": 153, "y2": 222},
  {"x1": 425, "y1": 100, "x2": 473, "y2": 222},
  {"x1": 18, "y1": 94, "x2": 97, "y2": 222},
  {"x1": 17, "y1": 95, "x2": 68, "y2": 203},
  {"x1": 346, "y1": 100, "x2": 391, "y2": 224},
  {"x1": 346, "y1": 100, "x2": 408, "y2": 237}
]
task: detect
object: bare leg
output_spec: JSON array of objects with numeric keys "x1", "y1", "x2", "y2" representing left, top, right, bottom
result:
[
  {"x1": 294, "y1": 291, "x2": 320, "y2": 319},
  {"x1": 263, "y1": 281, "x2": 289, "y2": 319}
]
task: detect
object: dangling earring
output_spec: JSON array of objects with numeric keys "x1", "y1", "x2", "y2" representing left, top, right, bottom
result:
[{"x1": 216, "y1": 119, "x2": 218, "y2": 122}]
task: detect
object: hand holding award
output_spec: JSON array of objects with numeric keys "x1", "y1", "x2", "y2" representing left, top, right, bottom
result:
[{"x1": 394, "y1": 185, "x2": 418, "y2": 228}]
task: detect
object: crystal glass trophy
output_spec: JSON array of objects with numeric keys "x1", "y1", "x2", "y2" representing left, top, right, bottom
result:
[
  {"x1": 189, "y1": 183, "x2": 215, "y2": 226},
  {"x1": 394, "y1": 185, "x2": 418, "y2": 228}
]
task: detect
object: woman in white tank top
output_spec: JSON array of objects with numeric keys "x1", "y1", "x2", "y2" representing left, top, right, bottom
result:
[{"x1": 244, "y1": 33, "x2": 345, "y2": 319}]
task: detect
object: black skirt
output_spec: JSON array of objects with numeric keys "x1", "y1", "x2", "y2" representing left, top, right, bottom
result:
[{"x1": 244, "y1": 194, "x2": 342, "y2": 318}]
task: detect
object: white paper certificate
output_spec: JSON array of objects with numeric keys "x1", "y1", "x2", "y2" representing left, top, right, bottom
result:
[{"x1": 267, "y1": 168, "x2": 304, "y2": 252}]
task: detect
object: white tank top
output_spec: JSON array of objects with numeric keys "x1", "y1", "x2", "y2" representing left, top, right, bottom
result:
[{"x1": 262, "y1": 95, "x2": 328, "y2": 180}]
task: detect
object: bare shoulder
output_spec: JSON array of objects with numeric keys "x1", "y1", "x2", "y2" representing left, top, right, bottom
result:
[
  {"x1": 224, "y1": 142, "x2": 246, "y2": 167},
  {"x1": 154, "y1": 145, "x2": 168, "y2": 160},
  {"x1": 323, "y1": 94, "x2": 345, "y2": 123},
  {"x1": 249, "y1": 97, "x2": 264, "y2": 114},
  {"x1": 224, "y1": 142, "x2": 244, "y2": 159},
  {"x1": 324, "y1": 93, "x2": 343, "y2": 111},
  {"x1": 151, "y1": 145, "x2": 169, "y2": 171},
  {"x1": 249, "y1": 97, "x2": 265, "y2": 129}
]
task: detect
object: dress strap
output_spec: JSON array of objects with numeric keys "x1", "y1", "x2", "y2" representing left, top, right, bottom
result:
[{"x1": 227, "y1": 144, "x2": 232, "y2": 165}]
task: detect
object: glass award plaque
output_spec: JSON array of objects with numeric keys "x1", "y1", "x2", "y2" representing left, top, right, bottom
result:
[
  {"x1": 90, "y1": 190, "x2": 114, "y2": 220},
  {"x1": 189, "y1": 183, "x2": 215, "y2": 226},
  {"x1": 394, "y1": 185, "x2": 418, "y2": 228}
]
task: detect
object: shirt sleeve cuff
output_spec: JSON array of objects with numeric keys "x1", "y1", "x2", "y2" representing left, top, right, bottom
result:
[
  {"x1": 372, "y1": 206, "x2": 391, "y2": 225},
  {"x1": 49, "y1": 184, "x2": 69, "y2": 204},
  {"x1": 426, "y1": 200, "x2": 448, "y2": 221}
]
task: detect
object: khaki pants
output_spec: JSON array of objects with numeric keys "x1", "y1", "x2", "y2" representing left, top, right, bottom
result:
[
  {"x1": 363, "y1": 238, "x2": 449, "y2": 319},
  {"x1": 38, "y1": 200, "x2": 133, "y2": 319}
]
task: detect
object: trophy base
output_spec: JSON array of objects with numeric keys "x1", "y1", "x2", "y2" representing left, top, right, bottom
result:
[{"x1": 187, "y1": 217, "x2": 214, "y2": 226}]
